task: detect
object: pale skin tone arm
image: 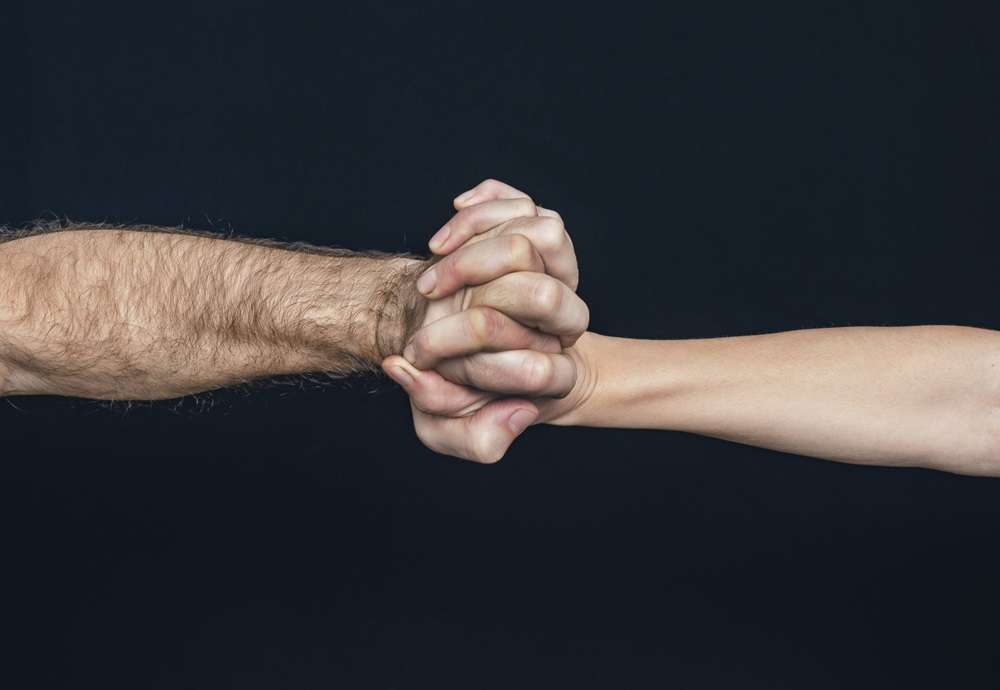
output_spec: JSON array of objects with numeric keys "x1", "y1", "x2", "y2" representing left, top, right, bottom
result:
[
  {"x1": 382, "y1": 179, "x2": 588, "y2": 462},
  {"x1": 395, "y1": 182, "x2": 1000, "y2": 476},
  {"x1": 546, "y1": 328, "x2": 1000, "y2": 477}
]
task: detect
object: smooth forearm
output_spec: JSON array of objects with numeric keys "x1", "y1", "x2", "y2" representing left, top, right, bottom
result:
[
  {"x1": 0, "y1": 227, "x2": 424, "y2": 399},
  {"x1": 561, "y1": 327, "x2": 1000, "y2": 475}
]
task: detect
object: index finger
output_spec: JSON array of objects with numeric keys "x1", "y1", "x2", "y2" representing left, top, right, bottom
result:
[
  {"x1": 428, "y1": 197, "x2": 537, "y2": 255},
  {"x1": 453, "y1": 178, "x2": 531, "y2": 209}
]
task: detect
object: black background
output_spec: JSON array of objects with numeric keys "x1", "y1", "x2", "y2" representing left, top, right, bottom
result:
[{"x1": 4, "y1": 1, "x2": 1000, "y2": 687}]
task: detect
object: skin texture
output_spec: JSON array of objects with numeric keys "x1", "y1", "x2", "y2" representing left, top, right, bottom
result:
[
  {"x1": 396, "y1": 182, "x2": 1000, "y2": 476},
  {"x1": 548, "y1": 328, "x2": 1000, "y2": 476},
  {"x1": 0, "y1": 218, "x2": 577, "y2": 429},
  {"x1": 382, "y1": 180, "x2": 588, "y2": 463},
  {"x1": 6, "y1": 182, "x2": 996, "y2": 475},
  {"x1": 0, "y1": 226, "x2": 424, "y2": 398}
]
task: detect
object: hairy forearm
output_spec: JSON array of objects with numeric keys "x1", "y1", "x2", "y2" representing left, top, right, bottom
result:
[
  {"x1": 0, "y1": 225, "x2": 424, "y2": 399},
  {"x1": 561, "y1": 327, "x2": 1000, "y2": 475}
]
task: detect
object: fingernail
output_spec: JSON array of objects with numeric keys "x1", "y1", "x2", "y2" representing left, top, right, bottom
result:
[
  {"x1": 454, "y1": 189, "x2": 477, "y2": 205},
  {"x1": 508, "y1": 408, "x2": 538, "y2": 434},
  {"x1": 428, "y1": 226, "x2": 451, "y2": 251},
  {"x1": 403, "y1": 343, "x2": 416, "y2": 362},
  {"x1": 388, "y1": 365, "x2": 414, "y2": 387},
  {"x1": 416, "y1": 268, "x2": 437, "y2": 295}
]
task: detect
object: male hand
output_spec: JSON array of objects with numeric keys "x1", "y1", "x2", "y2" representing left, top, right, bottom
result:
[{"x1": 382, "y1": 179, "x2": 587, "y2": 463}]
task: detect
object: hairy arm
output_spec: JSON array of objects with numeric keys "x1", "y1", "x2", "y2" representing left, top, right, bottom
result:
[
  {"x1": 0, "y1": 224, "x2": 424, "y2": 399},
  {"x1": 550, "y1": 327, "x2": 1000, "y2": 476}
]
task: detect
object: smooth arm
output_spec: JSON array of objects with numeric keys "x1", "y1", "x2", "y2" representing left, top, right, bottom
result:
[{"x1": 551, "y1": 327, "x2": 1000, "y2": 476}]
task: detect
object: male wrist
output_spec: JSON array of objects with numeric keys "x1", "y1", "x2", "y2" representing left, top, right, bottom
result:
[
  {"x1": 289, "y1": 253, "x2": 428, "y2": 373},
  {"x1": 373, "y1": 257, "x2": 428, "y2": 362}
]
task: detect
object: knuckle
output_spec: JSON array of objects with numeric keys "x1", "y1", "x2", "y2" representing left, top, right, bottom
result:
[
  {"x1": 568, "y1": 269, "x2": 581, "y2": 291},
  {"x1": 412, "y1": 387, "x2": 446, "y2": 415},
  {"x1": 470, "y1": 429, "x2": 505, "y2": 464},
  {"x1": 534, "y1": 216, "x2": 566, "y2": 250},
  {"x1": 451, "y1": 206, "x2": 479, "y2": 232},
  {"x1": 506, "y1": 234, "x2": 536, "y2": 268},
  {"x1": 410, "y1": 329, "x2": 433, "y2": 361},
  {"x1": 440, "y1": 253, "x2": 469, "y2": 287},
  {"x1": 515, "y1": 197, "x2": 538, "y2": 216},
  {"x1": 467, "y1": 307, "x2": 505, "y2": 344},
  {"x1": 529, "y1": 276, "x2": 563, "y2": 313},
  {"x1": 447, "y1": 215, "x2": 470, "y2": 239},
  {"x1": 465, "y1": 203, "x2": 498, "y2": 230},
  {"x1": 524, "y1": 355, "x2": 554, "y2": 392},
  {"x1": 579, "y1": 300, "x2": 591, "y2": 331}
]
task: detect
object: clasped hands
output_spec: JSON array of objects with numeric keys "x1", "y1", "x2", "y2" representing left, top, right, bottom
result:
[{"x1": 382, "y1": 179, "x2": 592, "y2": 463}]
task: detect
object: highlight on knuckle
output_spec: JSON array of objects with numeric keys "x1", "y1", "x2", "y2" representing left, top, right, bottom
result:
[
  {"x1": 529, "y1": 275, "x2": 562, "y2": 314},
  {"x1": 411, "y1": 329, "x2": 434, "y2": 362},
  {"x1": 506, "y1": 234, "x2": 535, "y2": 269},
  {"x1": 568, "y1": 268, "x2": 581, "y2": 291},
  {"x1": 516, "y1": 197, "x2": 538, "y2": 216},
  {"x1": 436, "y1": 255, "x2": 462, "y2": 287},
  {"x1": 470, "y1": 429, "x2": 504, "y2": 464},
  {"x1": 578, "y1": 299, "x2": 591, "y2": 332},
  {"x1": 524, "y1": 354, "x2": 554, "y2": 392},
  {"x1": 535, "y1": 216, "x2": 566, "y2": 251},
  {"x1": 467, "y1": 307, "x2": 504, "y2": 345}
]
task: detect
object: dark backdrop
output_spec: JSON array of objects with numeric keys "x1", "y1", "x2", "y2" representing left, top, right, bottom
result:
[{"x1": 4, "y1": 1, "x2": 1000, "y2": 687}]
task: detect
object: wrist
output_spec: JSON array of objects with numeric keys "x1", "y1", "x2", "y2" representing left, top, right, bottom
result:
[
  {"x1": 0, "y1": 229, "x2": 433, "y2": 397},
  {"x1": 371, "y1": 257, "x2": 429, "y2": 362},
  {"x1": 306, "y1": 255, "x2": 428, "y2": 369},
  {"x1": 539, "y1": 331, "x2": 605, "y2": 426},
  {"x1": 543, "y1": 333, "x2": 689, "y2": 429}
]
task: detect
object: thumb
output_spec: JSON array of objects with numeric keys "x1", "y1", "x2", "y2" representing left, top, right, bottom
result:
[
  {"x1": 454, "y1": 397, "x2": 540, "y2": 463},
  {"x1": 382, "y1": 355, "x2": 487, "y2": 417}
]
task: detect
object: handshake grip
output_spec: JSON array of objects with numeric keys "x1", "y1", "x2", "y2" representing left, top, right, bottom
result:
[{"x1": 382, "y1": 179, "x2": 588, "y2": 464}]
